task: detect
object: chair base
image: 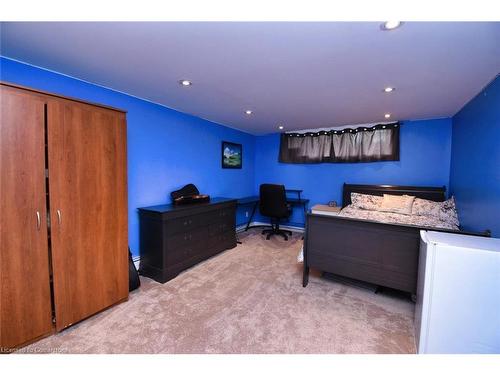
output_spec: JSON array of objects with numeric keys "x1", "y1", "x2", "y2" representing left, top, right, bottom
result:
[{"x1": 261, "y1": 223, "x2": 292, "y2": 241}]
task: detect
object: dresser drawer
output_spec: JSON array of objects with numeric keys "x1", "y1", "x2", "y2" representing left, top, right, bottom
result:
[
  {"x1": 166, "y1": 227, "x2": 208, "y2": 251},
  {"x1": 216, "y1": 207, "x2": 234, "y2": 220},
  {"x1": 208, "y1": 220, "x2": 234, "y2": 236},
  {"x1": 164, "y1": 216, "x2": 201, "y2": 235},
  {"x1": 166, "y1": 241, "x2": 204, "y2": 265},
  {"x1": 198, "y1": 207, "x2": 234, "y2": 225},
  {"x1": 208, "y1": 230, "x2": 236, "y2": 249}
]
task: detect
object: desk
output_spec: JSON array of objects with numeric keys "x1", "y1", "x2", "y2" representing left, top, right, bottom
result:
[
  {"x1": 285, "y1": 189, "x2": 303, "y2": 201},
  {"x1": 237, "y1": 195, "x2": 310, "y2": 231}
]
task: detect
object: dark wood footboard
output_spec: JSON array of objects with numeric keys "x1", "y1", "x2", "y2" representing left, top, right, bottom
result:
[
  {"x1": 304, "y1": 214, "x2": 420, "y2": 293},
  {"x1": 303, "y1": 214, "x2": 489, "y2": 294}
]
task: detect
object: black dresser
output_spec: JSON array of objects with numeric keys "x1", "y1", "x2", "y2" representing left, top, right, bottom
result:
[{"x1": 138, "y1": 198, "x2": 237, "y2": 283}]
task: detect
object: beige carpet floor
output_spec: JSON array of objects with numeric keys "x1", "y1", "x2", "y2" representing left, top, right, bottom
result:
[{"x1": 22, "y1": 229, "x2": 416, "y2": 354}]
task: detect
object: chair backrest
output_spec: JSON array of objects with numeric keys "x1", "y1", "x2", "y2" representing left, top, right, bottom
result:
[{"x1": 259, "y1": 184, "x2": 289, "y2": 218}]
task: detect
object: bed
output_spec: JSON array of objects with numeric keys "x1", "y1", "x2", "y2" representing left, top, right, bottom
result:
[{"x1": 302, "y1": 184, "x2": 489, "y2": 295}]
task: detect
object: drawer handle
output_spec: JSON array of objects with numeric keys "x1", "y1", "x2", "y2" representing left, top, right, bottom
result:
[{"x1": 36, "y1": 211, "x2": 41, "y2": 231}]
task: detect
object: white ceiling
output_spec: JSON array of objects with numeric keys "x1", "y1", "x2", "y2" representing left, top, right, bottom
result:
[{"x1": 1, "y1": 22, "x2": 499, "y2": 135}]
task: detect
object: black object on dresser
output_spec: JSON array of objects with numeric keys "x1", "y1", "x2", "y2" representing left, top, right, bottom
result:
[{"x1": 138, "y1": 197, "x2": 237, "y2": 283}]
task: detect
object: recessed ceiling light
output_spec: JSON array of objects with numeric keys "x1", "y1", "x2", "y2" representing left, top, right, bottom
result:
[
  {"x1": 383, "y1": 87, "x2": 395, "y2": 93},
  {"x1": 179, "y1": 79, "x2": 192, "y2": 86},
  {"x1": 380, "y1": 21, "x2": 403, "y2": 31},
  {"x1": 384, "y1": 113, "x2": 391, "y2": 119},
  {"x1": 245, "y1": 110, "x2": 253, "y2": 115},
  {"x1": 278, "y1": 125, "x2": 284, "y2": 130}
]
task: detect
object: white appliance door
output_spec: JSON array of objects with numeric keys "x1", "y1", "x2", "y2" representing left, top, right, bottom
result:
[{"x1": 426, "y1": 242, "x2": 500, "y2": 353}]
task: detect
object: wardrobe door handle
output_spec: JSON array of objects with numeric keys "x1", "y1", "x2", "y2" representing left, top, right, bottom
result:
[
  {"x1": 57, "y1": 209, "x2": 62, "y2": 225},
  {"x1": 36, "y1": 211, "x2": 41, "y2": 230}
]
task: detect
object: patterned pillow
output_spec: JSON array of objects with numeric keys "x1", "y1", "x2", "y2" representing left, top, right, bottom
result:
[
  {"x1": 350, "y1": 193, "x2": 382, "y2": 211},
  {"x1": 412, "y1": 196, "x2": 460, "y2": 227},
  {"x1": 379, "y1": 194, "x2": 416, "y2": 215}
]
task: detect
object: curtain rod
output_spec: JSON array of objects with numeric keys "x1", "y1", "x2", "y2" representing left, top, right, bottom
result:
[{"x1": 285, "y1": 121, "x2": 399, "y2": 135}]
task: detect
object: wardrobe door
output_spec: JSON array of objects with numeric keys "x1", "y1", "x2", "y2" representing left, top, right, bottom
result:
[
  {"x1": 0, "y1": 86, "x2": 53, "y2": 349},
  {"x1": 47, "y1": 99, "x2": 128, "y2": 331}
]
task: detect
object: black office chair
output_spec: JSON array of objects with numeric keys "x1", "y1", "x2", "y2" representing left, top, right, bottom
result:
[{"x1": 259, "y1": 184, "x2": 293, "y2": 241}]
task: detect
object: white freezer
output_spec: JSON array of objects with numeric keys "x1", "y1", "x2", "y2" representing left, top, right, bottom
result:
[{"x1": 415, "y1": 230, "x2": 500, "y2": 354}]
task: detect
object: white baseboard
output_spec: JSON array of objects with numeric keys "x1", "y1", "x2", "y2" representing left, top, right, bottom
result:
[{"x1": 132, "y1": 256, "x2": 140, "y2": 270}]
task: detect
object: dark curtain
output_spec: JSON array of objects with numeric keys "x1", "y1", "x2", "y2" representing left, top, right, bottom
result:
[{"x1": 279, "y1": 122, "x2": 400, "y2": 163}]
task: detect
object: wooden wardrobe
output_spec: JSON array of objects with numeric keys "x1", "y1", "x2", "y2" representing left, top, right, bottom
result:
[{"x1": 0, "y1": 82, "x2": 128, "y2": 350}]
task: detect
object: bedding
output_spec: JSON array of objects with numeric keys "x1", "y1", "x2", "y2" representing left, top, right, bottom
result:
[
  {"x1": 350, "y1": 192, "x2": 382, "y2": 210},
  {"x1": 348, "y1": 192, "x2": 459, "y2": 229},
  {"x1": 412, "y1": 196, "x2": 459, "y2": 227},
  {"x1": 338, "y1": 204, "x2": 459, "y2": 230}
]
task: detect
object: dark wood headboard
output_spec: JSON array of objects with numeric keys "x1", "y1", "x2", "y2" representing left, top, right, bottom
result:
[{"x1": 342, "y1": 183, "x2": 446, "y2": 207}]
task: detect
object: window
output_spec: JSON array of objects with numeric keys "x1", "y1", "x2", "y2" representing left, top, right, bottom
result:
[{"x1": 278, "y1": 122, "x2": 400, "y2": 163}]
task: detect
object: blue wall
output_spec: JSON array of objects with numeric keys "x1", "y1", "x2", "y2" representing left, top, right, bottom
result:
[
  {"x1": 0, "y1": 57, "x2": 256, "y2": 256},
  {"x1": 254, "y1": 118, "x2": 453, "y2": 227},
  {"x1": 8, "y1": 55, "x2": 492, "y2": 246},
  {"x1": 450, "y1": 75, "x2": 500, "y2": 237}
]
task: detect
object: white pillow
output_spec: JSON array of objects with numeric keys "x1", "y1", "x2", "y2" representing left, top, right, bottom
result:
[{"x1": 379, "y1": 194, "x2": 416, "y2": 215}]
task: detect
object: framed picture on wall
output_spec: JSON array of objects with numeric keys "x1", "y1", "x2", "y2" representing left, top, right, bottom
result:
[{"x1": 222, "y1": 141, "x2": 242, "y2": 169}]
